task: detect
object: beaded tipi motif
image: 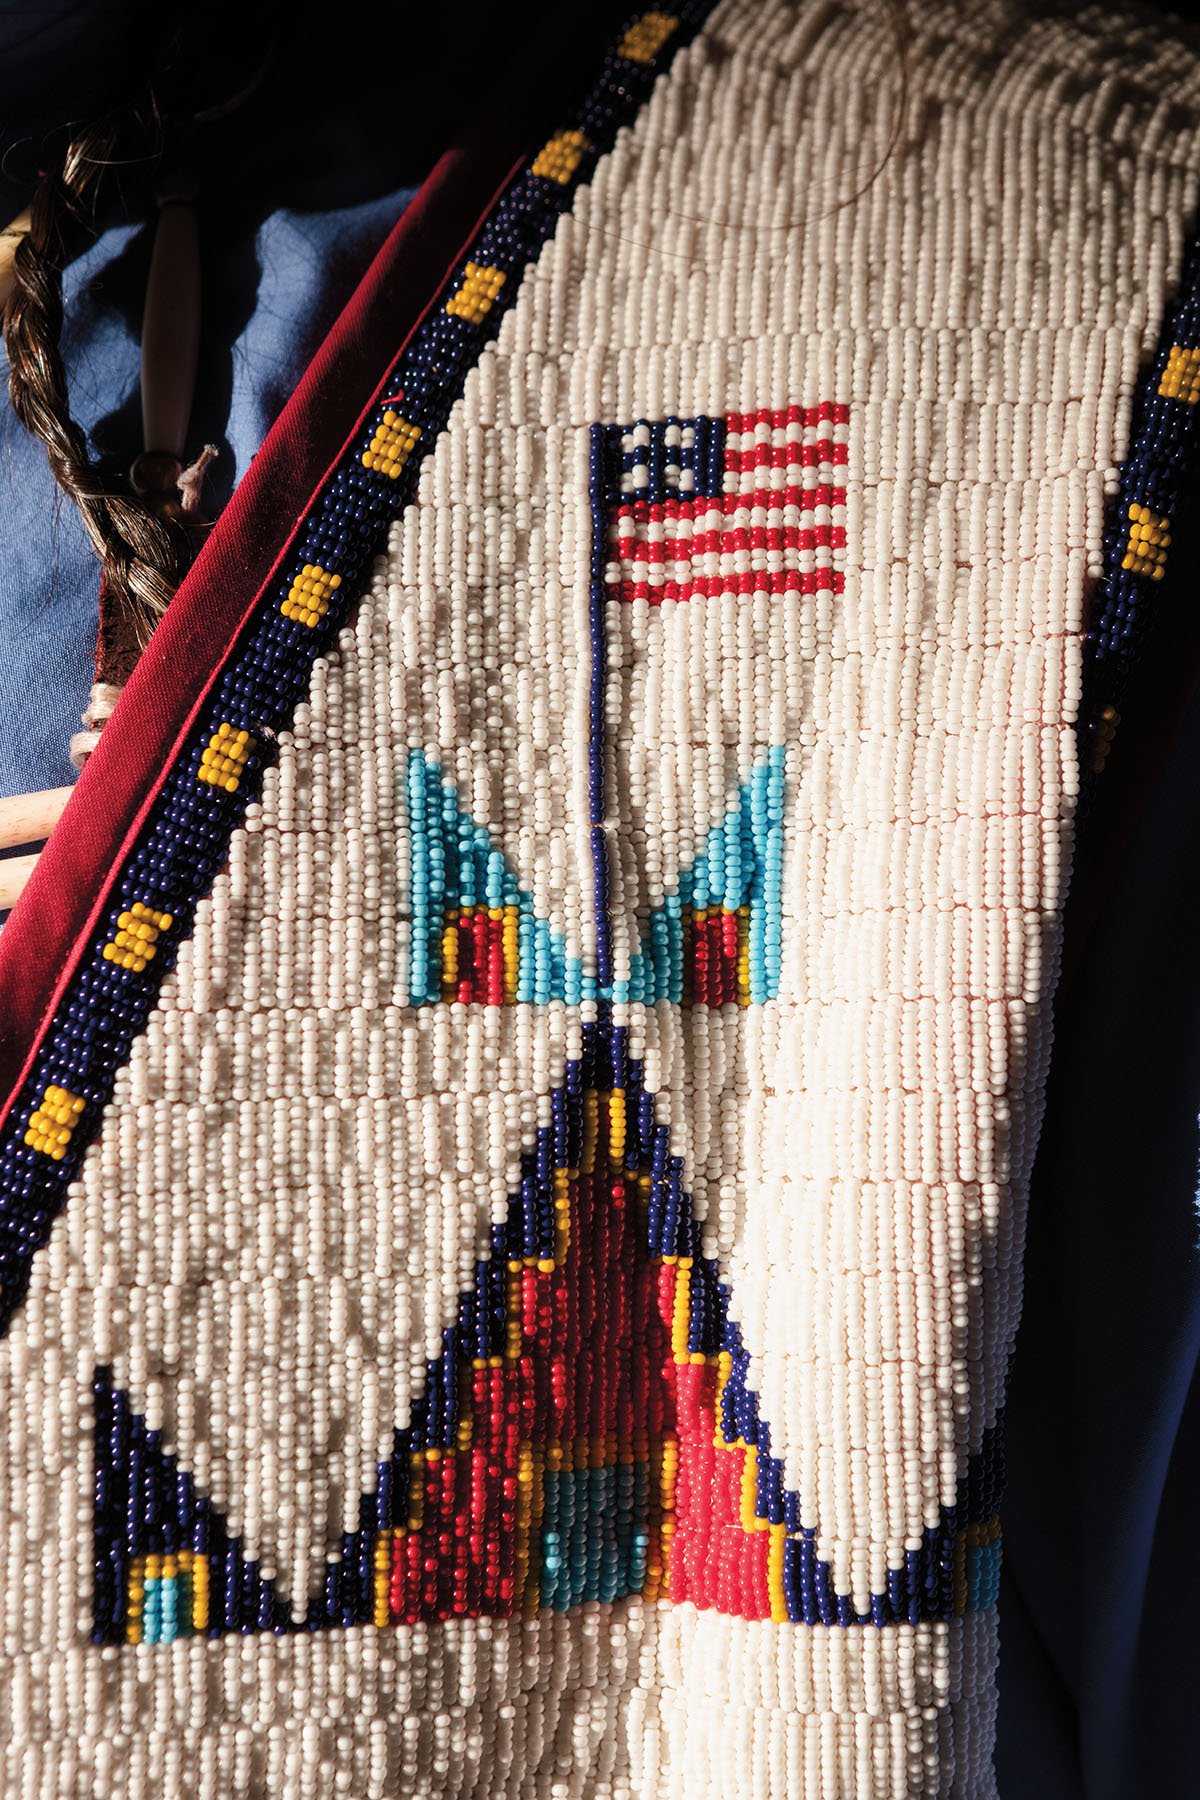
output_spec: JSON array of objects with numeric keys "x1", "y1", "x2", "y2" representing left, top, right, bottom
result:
[
  {"x1": 95, "y1": 1010, "x2": 1002, "y2": 1643},
  {"x1": 93, "y1": 407, "x2": 1001, "y2": 1642}
]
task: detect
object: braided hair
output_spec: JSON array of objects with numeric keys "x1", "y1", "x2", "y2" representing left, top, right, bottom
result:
[{"x1": 4, "y1": 104, "x2": 197, "y2": 655}]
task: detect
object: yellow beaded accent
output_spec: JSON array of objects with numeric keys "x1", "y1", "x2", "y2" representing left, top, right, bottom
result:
[
  {"x1": 505, "y1": 1264, "x2": 523, "y2": 1361},
  {"x1": 580, "y1": 1088, "x2": 598, "y2": 1176},
  {"x1": 670, "y1": 1258, "x2": 692, "y2": 1363},
  {"x1": 440, "y1": 909, "x2": 459, "y2": 994},
  {"x1": 531, "y1": 128, "x2": 589, "y2": 184},
  {"x1": 607, "y1": 1087, "x2": 626, "y2": 1165},
  {"x1": 373, "y1": 1530, "x2": 394, "y2": 1629},
  {"x1": 553, "y1": 1167, "x2": 572, "y2": 1265},
  {"x1": 740, "y1": 1443, "x2": 765, "y2": 1534},
  {"x1": 768, "y1": 1522, "x2": 789, "y2": 1622},
  {"x1": 617, "y1": 11, "x2": 678, "y2": 61},
  {"x1": 125, "y1": 1556, "x2": 145, "y2": 1644},
  {"x1": 281, "y1": 562, "x2": 341, "y2": 627},
  {"x1": 24, "y1": 1084, "x2": 84, "y2": 1159},
  {"x1": 655, "y1": 1431, "x2": 679, "y2": 1597},
  {"x1": 198, "y1": 723, "x2": 254, "y2": 793},
  {"x1": 516, "y1": 1442, "x2": 542, "y2": 1616},
  {"x1": 502, "y1": 904, "x2": 520, "y2": 1004},
  {"x1": 362, "y1": 410, "x2": 421, "y2": 478},
  {"x1": 736, "y1": 903, "x2": 751, "y2": 1006},
  {"x1": 445, "y1": 262, "x2": 506, "y2": 325},
  {"x1": 1122, "y1": 502, "x2": 1170, "y2": 580},
  {"x1": 102, "y1": 902, "x2": 173, "y2": 973},
  {"x1": 188, "y1": 1550, "x2": 209, "y2": 1632},
  {"x1": 1089, "y1": 703, "x2": 1120, "y2": 774},
  {"x1": 407, "y1": 1450, "x2": 425, "y2": 1531},
  {"x1": 125, "y1": 1549, "x2": 209, "y2": 1642},
  {"x1": 1158, "y1": 343, "x2": 1200, "y2": 404}
]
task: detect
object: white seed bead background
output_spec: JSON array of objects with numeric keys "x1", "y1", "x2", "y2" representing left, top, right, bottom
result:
[{"x1": 3, "y1": 0, "x2": 1200, "y2": 1795}]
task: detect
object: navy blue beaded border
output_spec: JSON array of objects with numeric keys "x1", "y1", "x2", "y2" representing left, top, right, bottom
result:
[
  {"x1": 1080, "y1": 227, "x2": 1200, "y2": 782},
  {"x1": 0, "y1": 4, "x2": 720, "y2": 1337}
]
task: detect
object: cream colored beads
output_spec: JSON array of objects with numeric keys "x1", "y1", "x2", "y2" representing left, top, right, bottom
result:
[{"x1": 4, "y1": 1, "x2": 1200, "y2": 1797}]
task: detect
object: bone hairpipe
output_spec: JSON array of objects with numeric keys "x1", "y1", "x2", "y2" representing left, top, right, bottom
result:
[
  {"x1": 0, "y1": 854, "x2": 42, "y2": 912},
  {"x1": 0, "y1": 786, "x2": 75, "y2": 911},
  {"x1": 0, "y1": 787, "x2": 73, "y2": 850},
  {"x1": 0, "y1": 785, "x2": 76, "y2": 909}
]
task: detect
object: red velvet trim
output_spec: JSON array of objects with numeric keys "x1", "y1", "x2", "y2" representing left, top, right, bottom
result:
[{"x1": 0, "y1": 139, "x2": 528, "y2": 1120}]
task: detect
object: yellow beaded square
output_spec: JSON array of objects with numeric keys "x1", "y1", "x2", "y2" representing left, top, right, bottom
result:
[
  {"x1": 1158, "y1": 343, "x2": 1200, "y2": 404},
  {"x1": 617, "y1": 11, "x2": 678, "y2": 61},
  {"x1": 198, "y1": 722, "x2": 254, "y2": 793},
  {"x1": 532, "y1": 129, "x2": 589, "y2": 184},
  {"x1": 361, "y1": 410, "x2": 421, "y2": 478},
  {"x1": 1122, "y1": 502, "x2": 1170, "y2": 579},
  {"x1": 102, "y1": 902, "x2": 173, "y2": 973},
  {"x1": 281, "y1": 562, "x2": 341, "y2": 627},
  {"x1": 1088, "y1": 703, "x2": 1120, "y2": 774},
  {"x1": 445, "y1": 263, "x2": 506, "y2": 325},
  {"x1": 24, "y1": 1084, "x2": 84, "y2": 1159}
]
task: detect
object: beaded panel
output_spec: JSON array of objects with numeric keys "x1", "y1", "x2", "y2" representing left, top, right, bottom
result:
[{"x1": 4, "y1": 1, "x2": 1200, "y2": 1797}]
